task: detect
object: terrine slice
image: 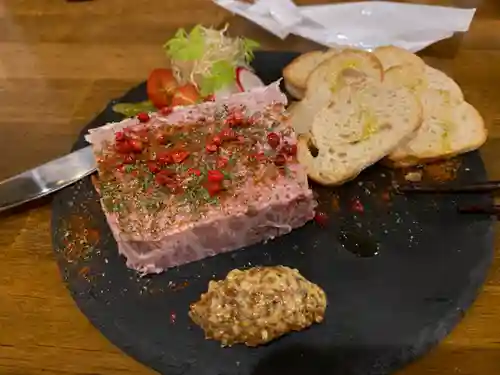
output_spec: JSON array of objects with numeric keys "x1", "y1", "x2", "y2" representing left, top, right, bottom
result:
[{"x1": 85, "y1": 82, "x2": 316, "y2": 274}]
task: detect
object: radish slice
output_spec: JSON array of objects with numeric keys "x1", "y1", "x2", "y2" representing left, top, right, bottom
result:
[{"x1": 236, "y1": 67, "x2": 265, "y2": 92}]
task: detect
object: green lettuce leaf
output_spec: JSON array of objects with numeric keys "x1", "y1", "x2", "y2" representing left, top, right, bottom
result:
[
  {"x1": 112, "y1": 101, "x2": 156, "y2": 117},
  {"x1": 199, "y1": 60, "x2": 236, "y2": 96},
  {"x1": 164, "y1": 25, "x2": 205, "y2": 61}
]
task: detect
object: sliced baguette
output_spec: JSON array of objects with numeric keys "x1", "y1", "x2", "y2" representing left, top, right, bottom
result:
[
  {"x1": 284, "y1": 46, "x2": 418, "y2": 98},
  {"x1": 383, "y1": 62, "x2": 484, "y2": 167},
  {"x1": 289, "y1": 80, "x2": 334, "y2": 135},
  {"x1": 287, "y1": 101, "x2": 299, "y2": 113},
  {"x1": 283, "y1": 49, "x2": 340, "y2": 99},
  {"x1": 384, "y1": 64, "x2": 464, "y2": 104},
  {"x1": 297, "y1": 82, "x2": 422, "y2": 186},
  {"x1": 373, "y1": 45, "x2": 426, "y2": 71},
  {"x1": 305, "y1": 49, "x2": 384, "y2": 96},
  {"x1": 284, "y1": 81, "x2": 307, "y2": 100},
  {"x1": 290, "y1": 70, "x2": 377, "y2": 135},
  {"x1": 386, "y1": 90, "x2": 486, "y2": 167},
  {"x1": 289, "y1": 50, "x2": 384, "y2": 135},
  {"x1": 423, "y1": 65, "x2": 464, "y2": 103}
]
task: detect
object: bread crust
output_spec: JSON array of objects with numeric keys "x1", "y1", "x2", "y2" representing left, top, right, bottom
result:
[
  {"x1": 283, "y1": 51, "x2": 324, "y2": 86},
  {"x1": 305, "y1": 49, "x2": 384, "y2": 97},
  {"x1": 284, "y1": 80, "x2": 305, "y2": 100},
  {"x1": 282, "y1": 48, "x2": 346, "y2": 97},
  {"x1": 373, "y1": 45, "x2": 426, "y2": 70}
]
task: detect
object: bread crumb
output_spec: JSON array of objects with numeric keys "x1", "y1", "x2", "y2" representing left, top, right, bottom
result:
[{"x1": 404, "y1": 171, "x2": 422, "y2": 182}]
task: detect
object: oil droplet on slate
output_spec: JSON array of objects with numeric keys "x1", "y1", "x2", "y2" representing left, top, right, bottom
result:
[{"x1": 338, "y1": 231, "x2": 379, "y2": 258}]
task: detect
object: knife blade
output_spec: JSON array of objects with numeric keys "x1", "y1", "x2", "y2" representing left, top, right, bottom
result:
[{"x1": 0, "y1": 146, "x2": 96, "y2": 213}]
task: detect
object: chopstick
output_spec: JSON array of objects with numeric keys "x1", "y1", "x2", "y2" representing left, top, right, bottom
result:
[
  {"x1": 458, "y1": 205, "x2": 500, "y2": 215},
  {"x1": 398, "y1": 181, "x2": 500, "y2": 216},
  {"x1": 397, "y1": 180, "x2": 500, "y2": 194}
]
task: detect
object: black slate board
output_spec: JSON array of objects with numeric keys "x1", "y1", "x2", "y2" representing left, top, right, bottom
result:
[{"x1": 51, "y1": 51, "x2": 495, "y2": 375}]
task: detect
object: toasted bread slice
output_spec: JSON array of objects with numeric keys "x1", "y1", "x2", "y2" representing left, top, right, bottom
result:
[
  {"x1": 284, "y1": 81, "x2": 307, "y2": 100},
  {"x1": 383, "y1": 62, "x2": 483, "y2": 167},
  {"x1": 305, "y1": 49, "x2": 384, "y2": 96},
  {"x1": 297, "y1": 82, "x2": 422, "y2": 185},
  {"x1": 284, "y1": 46, "x2": 421, "y2": 98},
  {"x1": 289, "y1": 50, "x2": 384, "y2": 135},
  {"x1": 373, "y1": 45, "x2": 426, "y2": 71},
  {"x1": 384, "y1": 64, "x2": 463, "y2": 104},
  {"x1": 283, "y1": 49, "x2": 340, "y2": 99},
  {"x1": 289, "y1": 69, "x2": 377, "y2": 135},
  {"x1": 289, "y1": 80, "x2": 334, "y2": 135},
  {"x1": 423, "y1": 65, "x2": 464, "y2": 103},
  {"x1": 386, "y1": 90, "x2": 486, "y2": 167},
  {"x1": 287, "y1": 101, "x2": 299, "y2": 112}
]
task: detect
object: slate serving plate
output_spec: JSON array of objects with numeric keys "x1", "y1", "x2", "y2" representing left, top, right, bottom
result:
[{"x1": 51, "y1": 51, "x2": 495, "y2": 375}]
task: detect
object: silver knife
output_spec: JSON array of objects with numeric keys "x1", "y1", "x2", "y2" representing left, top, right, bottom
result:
[{"x1": 0, "y1": 146, "x2": 96, "y2": 213}]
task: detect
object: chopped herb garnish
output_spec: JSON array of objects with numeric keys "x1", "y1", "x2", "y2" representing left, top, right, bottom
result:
[
  {"x1": 125, "y1": 165, "x2": 136, "y2": 173},
  {"x1": 142, "y1": 176, "x2": 153, "y2": 190},
  {"x1": 207, "y1": 196, "x2": 220, "y2": 205}
]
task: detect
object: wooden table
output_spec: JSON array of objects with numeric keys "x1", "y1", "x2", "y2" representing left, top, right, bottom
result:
[{"x1": 1, "y1": 0, "x2": 500, "y2": 374}]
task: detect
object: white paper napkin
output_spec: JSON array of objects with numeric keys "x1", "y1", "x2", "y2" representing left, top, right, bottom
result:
[{"x1": 213, "y1": 0, "x2": 476, "y2": 52}]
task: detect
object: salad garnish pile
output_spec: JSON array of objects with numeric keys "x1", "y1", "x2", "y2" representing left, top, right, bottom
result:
[{"x1": 112, "y1": 24, "x2": 260, "y2": 117}]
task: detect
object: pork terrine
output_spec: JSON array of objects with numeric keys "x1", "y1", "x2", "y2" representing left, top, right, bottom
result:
[{"x1": 85, "y1": 83, "x2": 316, "y2": 274}]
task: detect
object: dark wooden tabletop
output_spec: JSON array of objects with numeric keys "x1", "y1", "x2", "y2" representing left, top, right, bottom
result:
[{"x1": 1, "y1": 0, "x2": 500, "y2": 374}]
